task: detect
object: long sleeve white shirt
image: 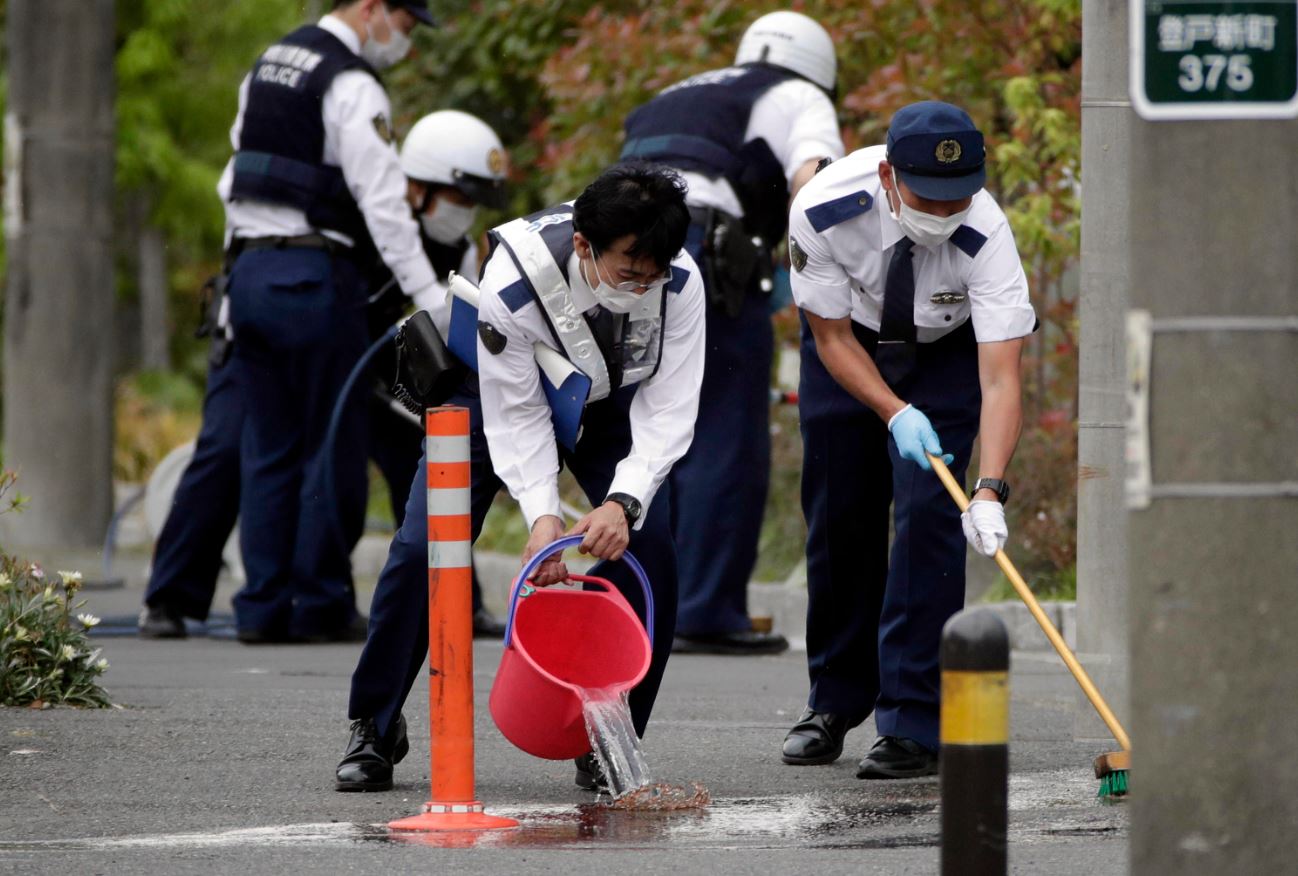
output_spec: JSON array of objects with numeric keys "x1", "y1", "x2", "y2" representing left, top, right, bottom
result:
[
  {"x1": 475, "y1": 246, "x2": 707, "y2": 530},
  {"x1": 216, "y1": 14, "x2": 435, "y2": 298}
]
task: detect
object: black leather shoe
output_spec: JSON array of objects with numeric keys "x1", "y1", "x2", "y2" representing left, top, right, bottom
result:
[
  {"x1": 672, "y1": 629, "x2": 789, "y2": 655},
  {"x1": 472, "y1": 607, "x2": 507, "y2": 639},
  {"x1": 335, "y1": 715, "x2": 409, "y2": 792},
  {"x1": 781, "y1": 709, "x2": 864, "y2": 765},
  {"x1": 856, "y1": 736, "x2": 939, "y2": 779},
  {"x1": 138, "y1": 604, "x2": 187, "y2": 639},
  {"x1": 574, "y1": 752, "x2": 608, "y2": 792}
]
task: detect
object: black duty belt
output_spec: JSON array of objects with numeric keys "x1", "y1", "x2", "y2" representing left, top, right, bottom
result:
[{"x1": 234, "y1": 233, "x2": 344, "y2": 254}]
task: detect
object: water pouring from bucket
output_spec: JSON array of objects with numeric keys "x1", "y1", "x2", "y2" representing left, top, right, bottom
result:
[{"x1": 489, "y1": 535, "x2": 655, "y2": 795}]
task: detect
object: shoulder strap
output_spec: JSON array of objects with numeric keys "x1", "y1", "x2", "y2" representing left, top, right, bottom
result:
[{"x1": 492, "y1": 217, "x2": 611, "y2": 402}]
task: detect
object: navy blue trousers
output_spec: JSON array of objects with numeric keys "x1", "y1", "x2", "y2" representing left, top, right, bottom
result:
[
  {"x1": 227, "y1": 248, "x2": 368, "y2": 637},
  {"x1": 349, "y1": 380, "x2": 679, "y2": 742},
  {"x1": 144, "y1": 354, "x2": 242, "y2": 620},
  {"x1": 799, "y1": 317, "x2": 980, "y2": 751},
  {"x1": 668, "y1": 226, "x2": 772, "y2": 634}
]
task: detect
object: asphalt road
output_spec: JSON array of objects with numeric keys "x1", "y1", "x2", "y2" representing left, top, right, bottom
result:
[{"x1": 1, "y1": 620, "x2": 1127, "y2": 874}]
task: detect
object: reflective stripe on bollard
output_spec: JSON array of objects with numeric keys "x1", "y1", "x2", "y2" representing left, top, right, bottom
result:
[{"x1": 940, "y1": 607, "x2": 1009, "y2": 875}]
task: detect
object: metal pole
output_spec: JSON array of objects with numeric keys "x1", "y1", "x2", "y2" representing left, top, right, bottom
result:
[
  {"x1": 1075, "y1": 0, "x2": 1132, "y2": 742},
  {"x1": 940, "y1": 608, "x2": 1010, "y2": 876}
]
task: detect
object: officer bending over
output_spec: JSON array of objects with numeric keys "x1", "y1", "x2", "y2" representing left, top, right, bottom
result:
[
  {"x1": 782, "y1": 102, "x2": 1036, "y2": 778},
  {"x1": 217, "y1": 0, "x2": 438, "y2": 643},
  {"x1": 337, "y1": 163, "x2": 704, "y2": 793}
]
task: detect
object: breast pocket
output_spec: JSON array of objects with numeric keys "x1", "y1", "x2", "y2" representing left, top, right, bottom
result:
[{"x1": 916, "y1": 286, "x2": 970, "y2": 329}]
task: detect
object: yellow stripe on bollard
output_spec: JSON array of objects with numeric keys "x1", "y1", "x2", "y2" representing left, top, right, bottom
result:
[{"x1": 941, "y1": 670, "x2": 1009, "y2": 746}]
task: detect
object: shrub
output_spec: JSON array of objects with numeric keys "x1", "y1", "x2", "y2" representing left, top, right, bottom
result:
[{"x1": 0, "y1": 471, "x2": 113, "y2": 709}]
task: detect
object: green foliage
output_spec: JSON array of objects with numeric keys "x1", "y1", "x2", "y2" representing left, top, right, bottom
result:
[
  {"x1": 979, "y1": 564, "x2": 1076, "y2": 603},
  {"x1": 114, "y1": 371, "x2": 204, "y2": 482},
  {"x1": 115, "y1": 0, "x2": 303, "y2": 251},
  {"x1": 0, "y1": 471, "x2": 112, "y2": 709},
  {"x1": 388, "y1": 0, "x2": 601, "y2": 216}
]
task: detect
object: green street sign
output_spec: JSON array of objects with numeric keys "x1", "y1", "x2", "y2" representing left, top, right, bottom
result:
[{"x1": 1132, "y1": 0, "x2": 1298, "y2": 119}]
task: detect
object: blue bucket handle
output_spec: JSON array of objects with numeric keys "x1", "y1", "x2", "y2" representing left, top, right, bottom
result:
[{"x1": 502, "y1": 534, "x2": 654, "y2": 648}]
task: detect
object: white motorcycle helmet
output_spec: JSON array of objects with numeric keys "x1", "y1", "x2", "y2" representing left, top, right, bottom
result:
[
  {"x1": 734, "y1": 11, "x2": 837, "y2": 95},
  {"x1": 399, "y1": 109, "x2": 509, "y2": 209}
]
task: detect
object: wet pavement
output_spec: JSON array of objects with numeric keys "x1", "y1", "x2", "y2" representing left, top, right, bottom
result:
[{"x1": 0, "y1": 562, "x2": 1127, "y2": 874}]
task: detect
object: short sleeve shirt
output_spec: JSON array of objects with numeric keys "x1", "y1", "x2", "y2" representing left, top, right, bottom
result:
[{"x1": 788, "y1": 144, "x2": 1036, "y2": 343}]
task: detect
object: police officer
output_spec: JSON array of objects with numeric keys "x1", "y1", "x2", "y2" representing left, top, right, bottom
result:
[
  {"x1": 336, "y1": 163, "x2": 703, "y2": 792},
  {"x1": 219, "y1": 0, "x2": 438, "y2": 643},
  {"x1": 782, "y1": 102, "x2": 1035, "y2": 778},
  {"x1": 136, "y1": 105, "x2": 498, "y2": 641},
  {"x1": 620, "y1": 11, "x2": 844, "y2": 655},
  {"x1": 369, "y1": 109, "x2": 511, "y2": 635}
]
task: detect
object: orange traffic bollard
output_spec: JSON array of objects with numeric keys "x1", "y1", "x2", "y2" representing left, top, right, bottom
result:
[{"x1": 389, "y1": 406, "x2": 517, "y2": 833}]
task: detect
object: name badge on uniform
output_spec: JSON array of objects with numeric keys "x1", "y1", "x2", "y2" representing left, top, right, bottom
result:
[{"x1": 930, "y1": 290, "x2": 966, "y2": 305}]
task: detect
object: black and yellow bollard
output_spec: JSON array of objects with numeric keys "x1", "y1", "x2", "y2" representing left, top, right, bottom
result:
[{"x1": 940, "y1": 607, "x2": 1009, "y2": 876}]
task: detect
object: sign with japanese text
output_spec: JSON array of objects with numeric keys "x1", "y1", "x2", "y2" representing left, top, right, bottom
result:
[{"x1": 1132, "y1": 1, "x2": 1298, "y2": 119}]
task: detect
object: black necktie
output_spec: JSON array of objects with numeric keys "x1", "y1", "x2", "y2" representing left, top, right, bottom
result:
[
  {"x1": 876, "y1": 237, "x2": 917, "y2": 385},
  {"x1": 584, "y1": 306, "x2": 624, "y2": 392}
]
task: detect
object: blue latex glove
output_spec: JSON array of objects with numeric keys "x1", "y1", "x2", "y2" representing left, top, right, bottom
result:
[{"x1": 888, "y1": 404, "x2": 953, "y2": 471}]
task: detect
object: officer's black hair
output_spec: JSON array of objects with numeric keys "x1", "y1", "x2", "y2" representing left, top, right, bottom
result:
[{"x1": 572, "y1": 162, "x2": 690, "y2": 272}]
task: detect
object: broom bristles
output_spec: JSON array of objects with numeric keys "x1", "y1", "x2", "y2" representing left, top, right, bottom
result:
[{"x1": 1097, "y1": 769, "x2": 1128, "y2": 798}]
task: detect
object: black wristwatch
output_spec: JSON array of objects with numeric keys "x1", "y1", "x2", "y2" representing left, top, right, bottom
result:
[
  {"x1": 971, "y1": 477, "x2": 1011, "y2": 505},
  {"x1": 605, "y1": 492, "x2": 642, "y2": 526}
]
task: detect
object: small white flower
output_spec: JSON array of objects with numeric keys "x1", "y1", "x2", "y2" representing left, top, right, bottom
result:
[
  {"x1": 11, "y1": 625, "x2": 29, "y2": 641},
  {"x1": 58, "y1": 570, "x2": 83, "y2": 585},
  {"x1": 29, "y1": 563, "x2": 44, "y2": 579},
  {"x1": 76, "y1": 613, "x2": 101, "y2": 628},
  {"x1": 0, "y1": 572, "x2": 11, "y2": 590},
  {"x1": 95, "y1": 658, "x2": 109, "y2": 671},
  {"x1": 60, "y1": 644, "x2": 78, "y2": 661}
]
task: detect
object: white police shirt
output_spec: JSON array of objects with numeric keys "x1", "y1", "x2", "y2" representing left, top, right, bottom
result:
[
  {"x1": 681, "y1": 79, "x2": 845, "y2": 216},
  {"x1": 789, "y1": 145, "x2": 1036, "y2": 343},
  {"x1": 475, "y1": 246, "x2": 707, "y2": 531},
  {"x1": 412, "y1": 240, "x2": 479, "y2": 340},
  {"x1": 216, "y1": 14, "x2": 436, "y2": 299}
]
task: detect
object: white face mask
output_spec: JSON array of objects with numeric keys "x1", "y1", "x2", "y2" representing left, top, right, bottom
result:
[
  {"x1": 420, "y1": 198, "x2": 477, "y2": 244},
  {"x1": 584, "y1": 249, "x2": 666, "y2": 314},
  {"x1": 361, "y1": 6, "x2": 411, "y2": 69},
  {"x1": 886, "y1": 169, "x2": 971, "y2": 248}
]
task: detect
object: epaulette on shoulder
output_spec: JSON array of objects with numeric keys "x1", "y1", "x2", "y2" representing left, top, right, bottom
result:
[{"x1": 805, "y1": 189, "x2": 873, "y2": 233}]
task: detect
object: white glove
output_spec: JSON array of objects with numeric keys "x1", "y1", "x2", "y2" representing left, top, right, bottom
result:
[{"x1": 961, "y1": 499, "x2": 1008, "y2": 557}]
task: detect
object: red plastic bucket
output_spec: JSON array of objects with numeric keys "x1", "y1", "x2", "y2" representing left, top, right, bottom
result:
[{"x1": 489, "y1": 535, "x2": 654, "y2": 760}]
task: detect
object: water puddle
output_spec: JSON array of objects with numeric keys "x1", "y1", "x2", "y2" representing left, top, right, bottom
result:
[{"x1": 580, "y1": 687, "x2": 710, "y2": 810}]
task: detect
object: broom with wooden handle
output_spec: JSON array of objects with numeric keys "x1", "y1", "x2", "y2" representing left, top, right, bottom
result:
[{"x1": 928, "y1": 453, "x2": 1131, "y2": 797}]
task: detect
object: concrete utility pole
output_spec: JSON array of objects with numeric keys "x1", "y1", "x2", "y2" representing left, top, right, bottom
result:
[
  {"x1": 1126, "y1": 1, "x2": 1298, "y2": 868},
  {"x1": 1075, "y1": 0, "x2": 1132, "y2": 740},
  {"x1": 2, "y1": 0, "x2": 116, "y2": 549}
]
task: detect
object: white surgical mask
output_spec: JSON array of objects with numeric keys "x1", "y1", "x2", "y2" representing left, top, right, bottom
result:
[
  {"x1": 361, "y1": 6, "x2": 412, "y2": 69},
  {"x1": 585, "y1": 249, "x2": 668, "y2": 314},
  {"x1": 886, "y1": 169, "x2": 971, "y2": 248},
  {"x1": 420, "y1": 199, "x2": 477, "y2": 244}
]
